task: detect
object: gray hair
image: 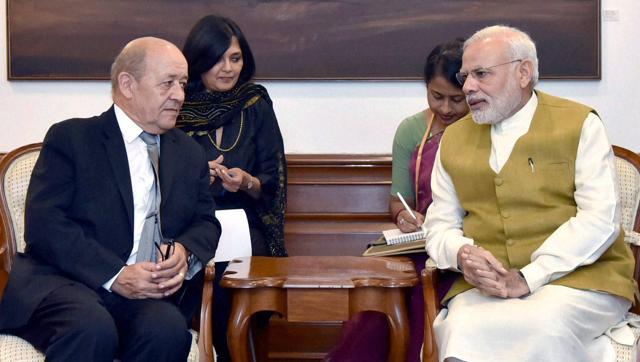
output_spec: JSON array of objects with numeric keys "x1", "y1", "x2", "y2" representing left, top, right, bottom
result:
[
  {"x1": 465, "y1": 25, "x2": 539, "y2": 86},
  {"x1": 110, "y1": 43, "x2": 147, "y2": 94}
]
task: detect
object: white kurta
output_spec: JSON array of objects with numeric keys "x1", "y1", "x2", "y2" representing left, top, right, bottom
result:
[
  {"x1": 424, "y1": 93, "x2": 630, "y2": 361},
  {"x1": 434, "y1": 285, "x2": 629, "y2": 362}
]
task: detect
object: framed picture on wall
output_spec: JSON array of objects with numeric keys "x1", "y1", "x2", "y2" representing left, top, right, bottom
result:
[{"x1": 7, "y1": 0, "x2": 600, "y2": 80}]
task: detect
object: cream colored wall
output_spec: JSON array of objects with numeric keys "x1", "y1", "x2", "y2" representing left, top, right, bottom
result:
[{"x1": 1, "y1": 0, "x2": 638, "y2": 153}]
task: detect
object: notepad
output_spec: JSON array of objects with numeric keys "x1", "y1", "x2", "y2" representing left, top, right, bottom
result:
[
  {"x1": 382, "y1": 228, "x2": 426, "y2": 245},
  {"x1": 362, "y1": 236, "x2": 425, "y2": 257}
]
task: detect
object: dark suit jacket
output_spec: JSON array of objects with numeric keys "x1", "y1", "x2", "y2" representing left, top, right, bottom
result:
[{"x1": 0, "y1": 106, "x2": 220, "y2": 329}]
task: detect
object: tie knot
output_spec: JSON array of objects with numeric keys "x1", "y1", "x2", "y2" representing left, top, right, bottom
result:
[{"x1": 140, "y1": 131, "x2": 158, "y2": 146}]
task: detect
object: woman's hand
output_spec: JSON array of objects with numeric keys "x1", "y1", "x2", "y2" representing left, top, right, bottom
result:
[
  {"x1": 396, "y1": 209, "x2": 425, "y2": 232},
  {"x1": 208, "y1": 155, "x2": 224, "y2": 185},
  {"x1": 218, "y1": 167, "x2": 252, "y2": 193}
]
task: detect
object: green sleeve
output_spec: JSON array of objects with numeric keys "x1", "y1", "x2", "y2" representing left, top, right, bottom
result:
[{"x1": 390, "y1": 110, "x2": 428, "y2": 200}]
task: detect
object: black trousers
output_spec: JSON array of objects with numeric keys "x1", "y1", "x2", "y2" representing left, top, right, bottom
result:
[{"x1": 6, "y1": 272, "x2": 204, "y2": 362}]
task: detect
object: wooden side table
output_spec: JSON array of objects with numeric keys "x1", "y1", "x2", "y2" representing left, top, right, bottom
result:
[{"x1": 221, "y1": 256, "x2": 418, "y2": 362}]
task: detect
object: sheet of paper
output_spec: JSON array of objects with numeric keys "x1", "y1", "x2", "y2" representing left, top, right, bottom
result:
[{"x1": 213, "y1": 209, "x2": 252, "y2": 262}]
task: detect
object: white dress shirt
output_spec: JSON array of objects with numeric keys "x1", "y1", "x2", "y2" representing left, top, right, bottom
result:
[
  {"x1": 102, "y1": 105, "x2": 156, "y2": 290},
  {"x1": 424, "y1": 92, "x2": 621, "y2": 292}
]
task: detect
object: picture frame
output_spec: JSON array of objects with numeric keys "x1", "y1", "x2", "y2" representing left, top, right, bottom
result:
[{"x1": 7, "y1": 0, "x2": 600, "y2": 80}]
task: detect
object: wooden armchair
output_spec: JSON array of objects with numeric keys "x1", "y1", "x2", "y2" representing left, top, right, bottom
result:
[
  {"x1": 0, "y1": 143, "x2": 215, "y2": 362},
  {"x1": 421, "y1": 145, "x2": 640, "y2": 362}
]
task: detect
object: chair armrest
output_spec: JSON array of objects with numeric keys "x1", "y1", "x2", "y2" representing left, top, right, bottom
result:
[
  {"x1": 0, "y1": 269, "x2": 7, "y2": 300},
  {"x1": 422, "y1": 264, "x2": 440, "y2": 362},
  {"x1": 0, "y1": 243, "x2": 7, "y2": 300},
  {"x1": 630, "y1": 245, "x2": 640, "y2": 315},
  {"x1": 198, "y1": 258, "x2": 215, "y2": 362}
]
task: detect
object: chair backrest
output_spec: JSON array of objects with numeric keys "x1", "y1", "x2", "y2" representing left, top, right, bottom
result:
[
  {"x1": 615, "y1": 146, "x2": 640, "y2": 240},
  {"x1": 613, "y1": 145, "x2": 640, "y2": 312},
  {"x1": 0, "y1": 143, "x2": 42, "y2": 276}
]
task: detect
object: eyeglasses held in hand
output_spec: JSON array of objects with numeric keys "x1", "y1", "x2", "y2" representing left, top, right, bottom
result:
[
  {"x1": 455, "y1": 59, "x2": 522, "y2": 86},
  {"x1": 154, "y1": 239, "x2": 175, "y2": 262}
]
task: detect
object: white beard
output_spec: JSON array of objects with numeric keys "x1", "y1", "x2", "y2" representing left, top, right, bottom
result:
[{"x1": 469, "y1": 78, "x2": 522, "y2": 125}]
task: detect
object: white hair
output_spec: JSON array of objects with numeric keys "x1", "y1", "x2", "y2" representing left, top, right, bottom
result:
[{"x1": 464, "y1": 25, "x2": 539, "y2": 86}]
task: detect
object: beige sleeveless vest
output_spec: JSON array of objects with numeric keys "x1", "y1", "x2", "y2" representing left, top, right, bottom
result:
[{"x1": 439, "y1": 91, "x2": 636, "y2": 303}]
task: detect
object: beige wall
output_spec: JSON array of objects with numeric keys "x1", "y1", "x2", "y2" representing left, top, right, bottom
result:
[{"x1": 1, "y1": 0, "x2": 638, "y2": 153}]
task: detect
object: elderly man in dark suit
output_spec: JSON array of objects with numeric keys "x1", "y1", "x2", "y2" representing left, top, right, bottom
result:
[{"x1": 0, "y1": 37, "x2": 220, "y2": 361}]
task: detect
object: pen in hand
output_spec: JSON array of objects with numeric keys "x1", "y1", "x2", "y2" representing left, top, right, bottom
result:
[{"x1": 397, "y1": 192, "x2": 418, "y2": 221}]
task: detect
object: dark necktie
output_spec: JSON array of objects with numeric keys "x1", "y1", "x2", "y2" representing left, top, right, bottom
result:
[{"x1": 137, "y1": 131, "x2": 162, "y2": 262}]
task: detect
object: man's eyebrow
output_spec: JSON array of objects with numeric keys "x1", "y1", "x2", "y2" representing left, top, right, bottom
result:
[{"x1": 163, "y1": 73, "x2": 186, "y2": 80}]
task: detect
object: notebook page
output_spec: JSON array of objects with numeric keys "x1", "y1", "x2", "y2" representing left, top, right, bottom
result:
[{"x1": 382, "y1": 228, "x2": 425, "y2": 245}]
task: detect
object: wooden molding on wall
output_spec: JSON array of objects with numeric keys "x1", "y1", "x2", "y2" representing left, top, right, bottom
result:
[{"x1": 284, "y1": 154, "x2": 394, "y2": 257}]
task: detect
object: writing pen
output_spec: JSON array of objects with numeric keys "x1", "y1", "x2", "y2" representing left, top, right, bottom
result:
[{"x1": 396, "y1": 192, "x2": 418, "y2": 221}]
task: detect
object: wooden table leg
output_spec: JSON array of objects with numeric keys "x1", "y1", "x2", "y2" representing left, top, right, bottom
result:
[
  {"x1": 384, "y1": 289, "x2": 410, "y2": 362},
  {"x1": 351, "y1": 288, "x2": 409, "y2": 362},
  {"x1": 226, "y1": 288, "x2": 287, "y2": 362},
  {"x1": 227, "y1": 290, "x2": 253, "y2": 362}
]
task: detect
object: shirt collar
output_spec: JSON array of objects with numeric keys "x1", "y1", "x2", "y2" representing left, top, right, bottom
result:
[
  {"x1": 493, "y1": 91, "x2": 538, "y2": 134},
  {"x1": 114, "y1": 104, "x2": 145, "y2": 144}
]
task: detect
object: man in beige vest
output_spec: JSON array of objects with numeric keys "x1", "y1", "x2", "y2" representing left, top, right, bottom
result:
[{"x1": 424, "y1": 25, "x2": 636, "y2": 361}]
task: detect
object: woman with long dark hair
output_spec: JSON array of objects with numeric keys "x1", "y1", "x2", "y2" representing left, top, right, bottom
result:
[{"x1": 177, "y1": 15, "x2": 287, "y2": 361}]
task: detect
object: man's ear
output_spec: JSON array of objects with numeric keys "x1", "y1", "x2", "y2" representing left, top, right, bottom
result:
[
  {"x1": 118, "y1": 72, "x2": 136, "y2": 99},
  {"x1": 518, "y1": 60, "x2": 534, "y2": 88}
]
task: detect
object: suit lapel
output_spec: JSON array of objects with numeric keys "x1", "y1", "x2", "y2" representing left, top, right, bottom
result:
[{"x1": 101, "y1": 107, "x2": 134, "y2": 228}]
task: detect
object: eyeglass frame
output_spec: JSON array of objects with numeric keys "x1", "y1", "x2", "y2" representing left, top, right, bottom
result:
[
  {"x1": 455, "y1": 59, "x2": 523, "y2": 86},
  {"x1": 154, "y1": 238, "x2": 175, "y2": 262}
]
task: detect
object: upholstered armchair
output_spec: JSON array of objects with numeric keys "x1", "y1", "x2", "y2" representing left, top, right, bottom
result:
[
  {"x1": 422, "y1": 145, "x2": 640, "y2": 362},
  {"x1": 0, "y1": 143, "x2": 215, "y2": 362}
]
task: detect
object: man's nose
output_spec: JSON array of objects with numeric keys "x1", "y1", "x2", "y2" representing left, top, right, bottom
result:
[
  {"x1": 462, "y1": 76, "x2": 477, "y2": 94},
  {"x1": 171, "y1": 83, "x2": 185, "y2": 102}
]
